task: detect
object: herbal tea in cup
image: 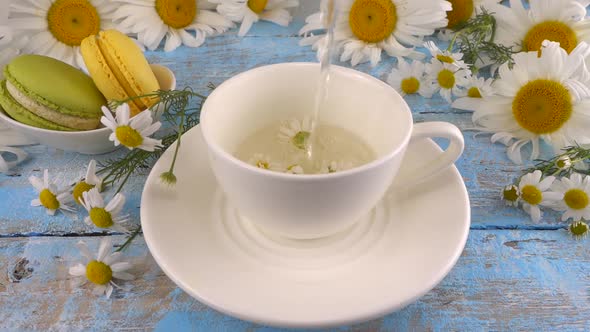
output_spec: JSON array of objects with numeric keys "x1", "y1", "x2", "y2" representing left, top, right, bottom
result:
[
  {"x1": 234, "y1": 120, "x2": 376, "y2": 175},
  {"x1": 200, "y1": 63, "x2": 464, "y2": 239}
]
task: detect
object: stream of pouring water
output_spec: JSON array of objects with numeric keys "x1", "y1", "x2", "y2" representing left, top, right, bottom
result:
[{"x1": 306, "y1": 0, "x2": 336, "y2": 161}]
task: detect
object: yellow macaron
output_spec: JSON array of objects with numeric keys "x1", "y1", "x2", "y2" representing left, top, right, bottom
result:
[{"x1": 81, "y1": 30, "x2": 160, "y2": 116}]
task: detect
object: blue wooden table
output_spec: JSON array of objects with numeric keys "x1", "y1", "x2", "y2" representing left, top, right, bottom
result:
[{"x1": 2, "y1": 3, "x2": 590, "y2": 331}]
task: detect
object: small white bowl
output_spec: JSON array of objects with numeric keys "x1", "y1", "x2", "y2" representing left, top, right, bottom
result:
[{"x1": 0, "y1": 64, "x2": 176, "y2": 155}]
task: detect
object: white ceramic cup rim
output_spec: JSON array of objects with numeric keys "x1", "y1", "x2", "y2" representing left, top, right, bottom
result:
[{"x1": 201, "y1": 62, "x2": 413, "y2": 181}]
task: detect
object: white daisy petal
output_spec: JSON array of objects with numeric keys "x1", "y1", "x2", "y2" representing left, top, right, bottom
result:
[
  {"x1": 113, "y1": 271, "x2": 135, "y2": 281},
  {"x1": 69, "y1": 263, "x2": 87, "y2": 277},
  {"x1": 114, "y1": 1, "x2": 232, "y2": 51},
  {"x1": 97, "y1": 237, "x2": 112, "y2": 261},
  {"x1": 299, "y1": 0, "x2": 448, "y2": 66},
  {"x1": 472, "y1": 38, "x2": 590, "y2": 163},
  {"x1": 8, "y1": 0, "x2": 116, "y2": 69}
]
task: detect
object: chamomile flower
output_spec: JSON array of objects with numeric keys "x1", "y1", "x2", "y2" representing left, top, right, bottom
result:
[
  {"x1": 501, "y1": 184, "x2": 520, "y2": 207},
  {"x1": 300, "y1": 0, "x2": 451, "y2": 67},
  {"x1": 490, "y1": 0, "x2": 590, "y2": 54},
  {"x1": 568, "y1": 220, "x2": 589, "y2": 239},
  {"x1": 72, "y1": 160, "x2": 103, "y2": 205},
  {"x1": 29, "y1": 169, "x2": 75, "y2": 216},
  {"x1": 472, "y1": 41, "x2": 590, "y2": 164},
  {"x1": 7, "y1": 0, "x2": 117, "y2": 69},
  {"x1": 555, "y1": 155, "x2": 573, "y2": 171},
  {"x1": 517, "y1": 170, "x2": 560, "y2": 222},
  {"x1": 211, "y1": 0, "x2": 299, "y2": 37},
  {"x1": 451, "y1": 74, "x2": 494, "y2": 111},
  {"x1": 101, "y1": 104, "x2": 162, "y2": 152},
  {"x1": 549, "y1": 173, "x2": 590, "y2": 221},
  {"x1": 80, "y1": 188, "x2": 129, "y2": 232},
  {"x1": 319, "y1": 160, "x2": 354, "y2": 174},
  {"x1": 424, "y1": 41, "x2": 468, "y2": 69},
  {"x1": 285, "y1": 164, "x2": 304, "y2": 174},
  {"x1": 69, "y1": 238, "x2": 134, "y2": 298},
  {"x1": 386, "y1": 57, "x2": 434, "y2": 97},
  {"x1": 113, "y1": 0, "x2": 234, "y2": 52},
  {"x1": 248, "y1": 153, "x2": 284, "y2": 172},
  {"x1": 277, "y1": 117, "x2": 312, "y2": 150},
  {"x1": 425, "y1": 59, "x2": 471, "y2": 103},
  {"x1": 438, "y1": 0, "x2": 501, "y2": 35}
]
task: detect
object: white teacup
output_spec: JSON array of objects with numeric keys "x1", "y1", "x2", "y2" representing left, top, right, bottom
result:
[{"x1": 201, "y1": 63, "x2": 464, "y2": 239}]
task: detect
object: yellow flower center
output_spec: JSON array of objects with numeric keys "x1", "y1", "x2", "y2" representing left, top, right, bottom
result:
[
  {"x1": 40, "y1": 189, "x2": 60, "y2": 210},
  {"x1": 446, "y1": 0, "x2": 474, "y2": 29},
  {"x1": 155, "y1": 0, "x2": 197, "y2": 29},
  {"x1": 437, "y1": 69, "x2": 456, "y2": 89},
  {"x1": 72, "y1": 181, "x2": 95, "y2": 205},
  {"x1": 292, "y1": 131, "x2": 310, "y2": 150},
  {"x1": 503, "y1": 186, "x2": 519, "y2": 202},
  {"x1": 467, "y1": 87, "x2": 482, "y2": 98},
  {"x1": 86, "y1": 260, "x2": 112, "y2": 285},
  {"x1": 115, "y1": 126, "x2": 144, "y2": 148},
  {"x1": 523, "y1": 21, "x2": 578, "y2": 54},
  {"x1": 401, "y1": 77, "x2": 420, "y2": 94},
  {"x1": 556, "y1": 157, "x2": 571, "y2": 169},
  {"x1": 46, "y1": 0, "x2": 100, "y2": 46},
  {"x1": 349, "y1": 0, "x2": 397, "y2": 43},
  {"x1": 89, "y1": 207, "x2": 114, "y2": 228},
  {"x1": 521, "y1": 184, "x2": 543, "y2": 205},
  {"x1": 248, "y1": 0, "x2": 268, "y2": 14},
  {"x1": 564, "y1": 189, "x2": 589, "y2": 210},
  {"x1": 436, "y1": 54, "x2": 455, "y2": 64},
  {"x1": 256, "y1": 160, "x2": 269, "y2": 169},
  {"x1": 512, "y1": 79, "x2": 572, "y2": 134},
  {"x1": 569, "y1": 221, "x2": 589, "y2": 237}
]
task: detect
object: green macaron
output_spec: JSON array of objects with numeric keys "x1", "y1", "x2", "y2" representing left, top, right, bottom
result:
[{"x1": 0, "y1": 54, "x2": 107, "y2": 131}]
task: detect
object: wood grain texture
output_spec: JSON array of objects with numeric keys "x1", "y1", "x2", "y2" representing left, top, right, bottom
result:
[{"x1": 0, "y1": 230, "x2": 588, "y2": 331}]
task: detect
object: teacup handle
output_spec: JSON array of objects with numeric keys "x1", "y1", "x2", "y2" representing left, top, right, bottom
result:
[{"x1": 394, "y1": 121, "x2": 464, "y2": 188}]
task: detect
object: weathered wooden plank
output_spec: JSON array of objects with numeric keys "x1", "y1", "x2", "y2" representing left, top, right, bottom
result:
[{"x1": 0, "y1": 230, "x2": 588, "y2": 331}]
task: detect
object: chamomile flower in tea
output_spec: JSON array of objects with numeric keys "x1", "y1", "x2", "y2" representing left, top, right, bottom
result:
[{"x1": 277, "y1": 117, "x2": 312, "y2": 150}]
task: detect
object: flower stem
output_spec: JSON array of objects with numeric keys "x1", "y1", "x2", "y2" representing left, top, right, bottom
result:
[{"x1": 116, "y1": 226, "x2": 142, "y2": 252}]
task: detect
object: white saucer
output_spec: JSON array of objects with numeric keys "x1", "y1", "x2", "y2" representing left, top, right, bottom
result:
[{"x1": 141, "y1": 125, "x2": 470, "y2": 328}]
